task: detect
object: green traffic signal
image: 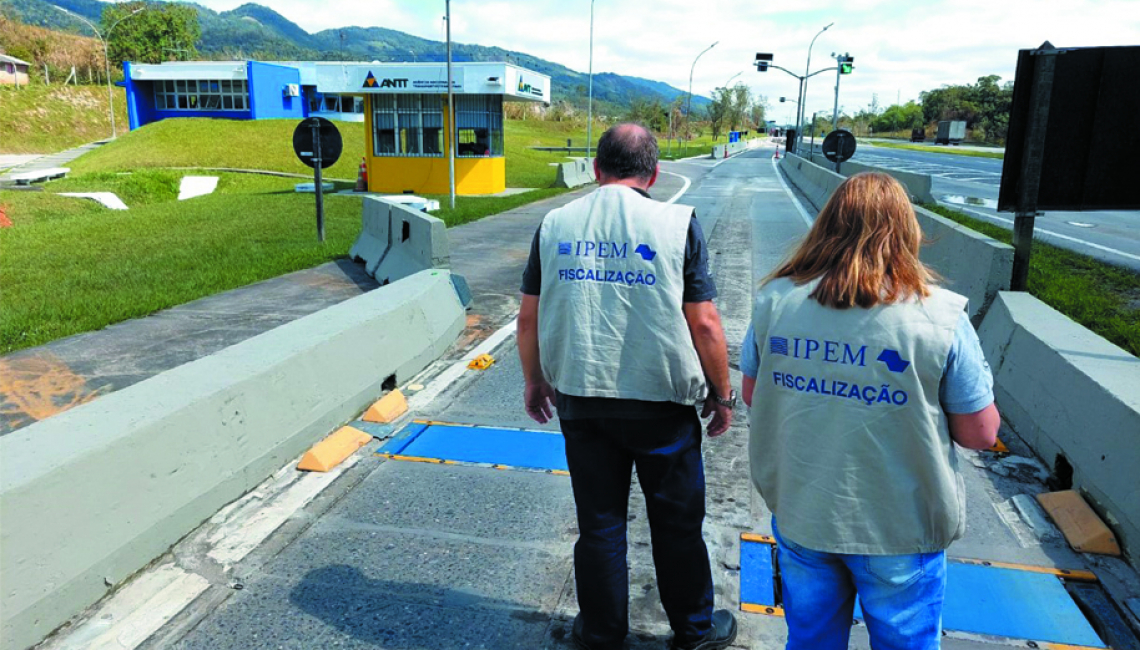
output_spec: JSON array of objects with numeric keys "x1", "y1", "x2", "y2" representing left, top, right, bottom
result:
[{"x1": 840, "y1": 62, "x2": 853, "y2": 74}]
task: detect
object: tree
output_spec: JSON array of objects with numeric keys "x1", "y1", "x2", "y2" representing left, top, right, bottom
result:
[
  {"x1": 705, "y1": 87, "x2": 733, "y2": 140},
  {"x1": 750, "y1": 96, "x2": 768, "y2": 130},
  {"x1": 918, "y1": 75, "x2": 1013, "y2": 143},
  {"x1": 104, "y1": 1, "x2": 200, "y2": 65}
]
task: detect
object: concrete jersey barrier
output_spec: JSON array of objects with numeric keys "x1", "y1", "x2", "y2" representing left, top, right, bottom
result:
[
  {"x1": 0, "y1": 270, "x2": 466, "y2": 650},
  {"x1": 349, "y1": 197, "x2": 450, "y2": 285},
  {"x1": 554, "y1": 158, "x2": 596, "y2": 189},
  {"x1": 978, "y1": 292, "x2": 1140, "y2": 558},
  {"x1": 779, "y1": 153, "x2": 1012, "y2": 319},
  {"x1": 710, "y1": 139, "x2": 755, "y2": 159}
]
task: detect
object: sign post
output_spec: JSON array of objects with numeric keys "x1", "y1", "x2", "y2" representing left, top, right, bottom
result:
[
  {"x1": 822, "y1": 129, "x2": 856, "y2": 173},
  {"x1": 1009, "y1": 42, "x2": 1059, "y2": 292},
  {"x1": 292, "y1": 117, "x2": 342, "y2": 243}
]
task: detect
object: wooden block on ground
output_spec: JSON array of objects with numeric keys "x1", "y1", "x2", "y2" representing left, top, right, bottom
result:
[
  {"x1": 362, "y1": 389, "x2": 407, "y2": 424},
  {"x1": 297, "y1": 426, "x2": 373, "y2": 472},
  {"x1": 1036, "y1": 490, "x2": 1121, "y2": 556}
]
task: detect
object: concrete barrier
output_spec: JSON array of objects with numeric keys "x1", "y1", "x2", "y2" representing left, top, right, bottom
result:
[
  {"x1": 0, "y1": 270, "x2": 466, "y2": 650},
  {"x1": 978, "y1": 292, "x2": 1140, "y2": 558},
  {"x1": 710, "y1": 139, "x2": 753, "y2": 159},
  {"x1": 349, "y1": 197, "x2": 450, "y2": 285},
  {"x1": 779, "y1": 154, "x2": 1012, "y2": 319},
  {"x1": 553, "y1": 159, "x2": 596, "y2": 189}
]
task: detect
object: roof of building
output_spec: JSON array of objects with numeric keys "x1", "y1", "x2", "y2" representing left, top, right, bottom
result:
[{"x1": 0, "y1": 53, "x2": 32, "y2": 66}]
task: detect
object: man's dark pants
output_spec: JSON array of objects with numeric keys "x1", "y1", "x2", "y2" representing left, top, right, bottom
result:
[{"x1": 561, "y1": 410, "x2": 714, "y2": 649}]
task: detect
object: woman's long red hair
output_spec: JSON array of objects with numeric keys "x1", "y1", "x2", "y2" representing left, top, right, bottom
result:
[{"x1": 769, "y1": 172, "x2": 935, "y2": 308}]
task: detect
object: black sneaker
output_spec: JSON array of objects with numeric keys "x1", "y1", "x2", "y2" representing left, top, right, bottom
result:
[{"x1": 671, "y1": 609, "x2": 738, "y2": 650}]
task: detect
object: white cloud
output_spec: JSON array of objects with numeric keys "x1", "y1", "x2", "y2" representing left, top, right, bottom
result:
[{"x1": 186, "y1": 0, "x2": 1139, "y2": 113}]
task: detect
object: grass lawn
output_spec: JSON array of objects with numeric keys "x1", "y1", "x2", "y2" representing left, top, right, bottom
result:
[
  {"x1": 1, "y1": 113, "x2": 591, "y2": 353},
  {"x1": 69, "y1": 118, "x2": 369, "y2": 181},
  {"x1": 923, "y1": 204, "x2": 1140, "y2": 356},
  {"x1": 873, "y1": 141, "x2": 1005, "y2": 159},
  {"x1": 0, "y1": 85, "x2": 129, "y2": 154}
]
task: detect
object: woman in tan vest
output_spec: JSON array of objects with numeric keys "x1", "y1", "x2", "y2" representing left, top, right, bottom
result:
[{"x1": 740, "y1": 173, "x2": 999, "y2": 649}]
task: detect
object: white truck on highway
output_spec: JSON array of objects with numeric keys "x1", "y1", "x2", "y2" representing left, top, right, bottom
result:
[{"x1": 935, "y1": 120, "x2": 967, "y2": 145}]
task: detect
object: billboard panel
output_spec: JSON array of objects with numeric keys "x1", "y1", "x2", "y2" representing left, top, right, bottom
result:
[{"x1": 999, "y1": 45, "x2": 1140, "y2": 212}]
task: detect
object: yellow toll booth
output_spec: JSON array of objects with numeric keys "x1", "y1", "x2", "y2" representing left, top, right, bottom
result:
[{"x1": 315, "y1": 62, "x2": 551, "y2": 195}]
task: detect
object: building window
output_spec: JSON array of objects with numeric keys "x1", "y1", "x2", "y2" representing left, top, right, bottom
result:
[
  {"x1": 153, "y1": 79, "x2": 248, "y2": 112},
  {"x1": 309, "y1": 93, "x2": 364, "y2": 114},
  {"x1": 372, "y1": 94, "x2": 443, "y2": 157},
  {"x1": 454, "y1": 94, "x2": 503, "y2": 157}
]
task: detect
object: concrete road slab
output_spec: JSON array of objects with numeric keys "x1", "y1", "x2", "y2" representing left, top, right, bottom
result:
[
  {"x1": 328, "y1": 460, "x2": 576, "y2": 544},
  {"x1": 169, "y1": 576, "x2": 346, "y2": 650},
  {"x1": 264, "y1": 526, "x2": 572, "y2": 613}
]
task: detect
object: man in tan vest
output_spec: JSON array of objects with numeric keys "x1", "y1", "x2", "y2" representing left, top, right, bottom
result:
[{"x1": 517, "y1": 123, "x2": 738, "y2": 650}]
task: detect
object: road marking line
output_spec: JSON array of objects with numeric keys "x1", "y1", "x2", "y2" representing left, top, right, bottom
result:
[
  {"x1": 658, "y1": 168, "x2": 692, "y2": 204},
  {"x1": 948, "y1": 204, "x2": 1140, "y2": 263},
  {"x1": 771, "y1": 157, "x2": 814, "y2": 228}
]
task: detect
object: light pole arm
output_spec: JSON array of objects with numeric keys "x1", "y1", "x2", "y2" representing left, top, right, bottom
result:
[
  {"x1": 766, "y1": 64, "x2": 804, "y2": 82},
  {"x1": 806, "y1": 66, "x2": 838, "y2": 79}
]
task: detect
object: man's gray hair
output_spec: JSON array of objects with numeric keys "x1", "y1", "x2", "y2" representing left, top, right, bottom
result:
[{"x1": 595, "y1": 123, "x2": 658, "y2": 181}]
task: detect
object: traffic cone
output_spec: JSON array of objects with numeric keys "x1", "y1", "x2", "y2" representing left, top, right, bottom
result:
[
  {"x1": 774, "y1": 145, "x2": 780, "y2": 160},
  {"x1": 354, "y1": 158, "x2": 368, "y2": 192}
]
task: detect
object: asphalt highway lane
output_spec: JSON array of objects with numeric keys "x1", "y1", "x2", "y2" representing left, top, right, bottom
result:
[{"x1": 850, "y1": 144, "x2": 1140, "y2": 272}]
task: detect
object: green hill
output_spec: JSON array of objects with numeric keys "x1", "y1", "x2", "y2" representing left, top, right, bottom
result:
[{"x1": 4, "y1": 0, "x2": 712, "y2": 111}]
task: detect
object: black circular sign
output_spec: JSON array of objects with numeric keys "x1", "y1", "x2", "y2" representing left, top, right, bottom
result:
[
  {"x1": 822, "y1": 129, "x2": 857, "y2": 163},
  {"x1": 292, "y1": 117, "x2": 342, "y2": 169}
]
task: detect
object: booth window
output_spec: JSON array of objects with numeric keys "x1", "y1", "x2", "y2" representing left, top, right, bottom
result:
[
  {"x1": 454, "y1": 95, "x2": 503, "y2": 157},
  {"x1": 372, "y1": 94, "x2": 443, "y2": 157},
  {"x1": 154, "y1": 79, "x2": 248, "y2": 111}
]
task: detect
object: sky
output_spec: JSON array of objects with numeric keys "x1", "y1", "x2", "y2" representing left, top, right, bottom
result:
[{"x1": 186, "y1": 0, "x2": 1139, "y2": 120}]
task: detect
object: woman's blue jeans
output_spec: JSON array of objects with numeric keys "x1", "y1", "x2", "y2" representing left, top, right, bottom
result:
[{"x1": 772, "y1": 518, "x2": 947, "y2": 650}]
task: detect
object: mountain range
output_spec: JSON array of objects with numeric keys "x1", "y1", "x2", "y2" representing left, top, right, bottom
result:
[{"x1": 4, "y1": 0, "x2": 711, "y2": 112}]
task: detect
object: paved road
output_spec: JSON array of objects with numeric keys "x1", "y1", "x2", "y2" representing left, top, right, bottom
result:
[
  {"x1": 848, "y1": 144, "x2": 1140, "y2": 272},
  {"x1": 43, "y1": 147, "x2": 1139, "y2": 650},
  {"x1": 0, "y1": 140, "x2": 107, "y2": 184}
]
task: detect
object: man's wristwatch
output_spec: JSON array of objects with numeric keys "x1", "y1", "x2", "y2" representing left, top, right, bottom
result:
[{"x1": 711, "y1": 389, "x2": 738, "y2": 409}]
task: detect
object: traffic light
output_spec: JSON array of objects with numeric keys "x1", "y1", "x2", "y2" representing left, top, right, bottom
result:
[
  {"x1": 755, "y1": 52, "x2": 773, "y2": 72},
  {"x1": 839, "y1": 55, "x2": 854, "y2": 74}
]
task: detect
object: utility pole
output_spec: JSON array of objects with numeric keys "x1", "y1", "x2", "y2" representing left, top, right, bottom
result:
[
  {"x1": 446, "y1": 0, "x2": 456, "y2": 209},
  {"x1": 586, "y1": 0, "x2": 594, "y2": 160}
]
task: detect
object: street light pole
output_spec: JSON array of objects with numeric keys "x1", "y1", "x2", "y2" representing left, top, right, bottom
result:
[
  {"x1": 446, "y1": 0, "x2": 456, "y2": 209},
  {"x1": 686, "y1": 41, "x2": 717, "y2": 141},
  {"x1": 53, "y1": 5, "x2": 142, "y2": 139},
  {"x1": 586, "y1": 0, "x2": 594, "y2": 161},
  {"x1": 800, "y1": 22, "x2": 832, "y2": 151},
  {"x1": 832, "y1": 52, "x2": 847, "y2": 133}
]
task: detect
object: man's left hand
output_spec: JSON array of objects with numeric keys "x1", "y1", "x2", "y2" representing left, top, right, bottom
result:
[
  {"x1": 524, "y1": 381, "x2": 556, "y2": 424},
  {"x1": 701, "y1": 398, "x2": 733, "y2": 437}
]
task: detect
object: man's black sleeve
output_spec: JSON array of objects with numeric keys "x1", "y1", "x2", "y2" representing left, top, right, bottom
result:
[
  {"x1": 520, "y1": 227, "x2": 542, "y2": 295},
  {"x1": 683, "y1": 212, "x2": 717, "y2": 302}
]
